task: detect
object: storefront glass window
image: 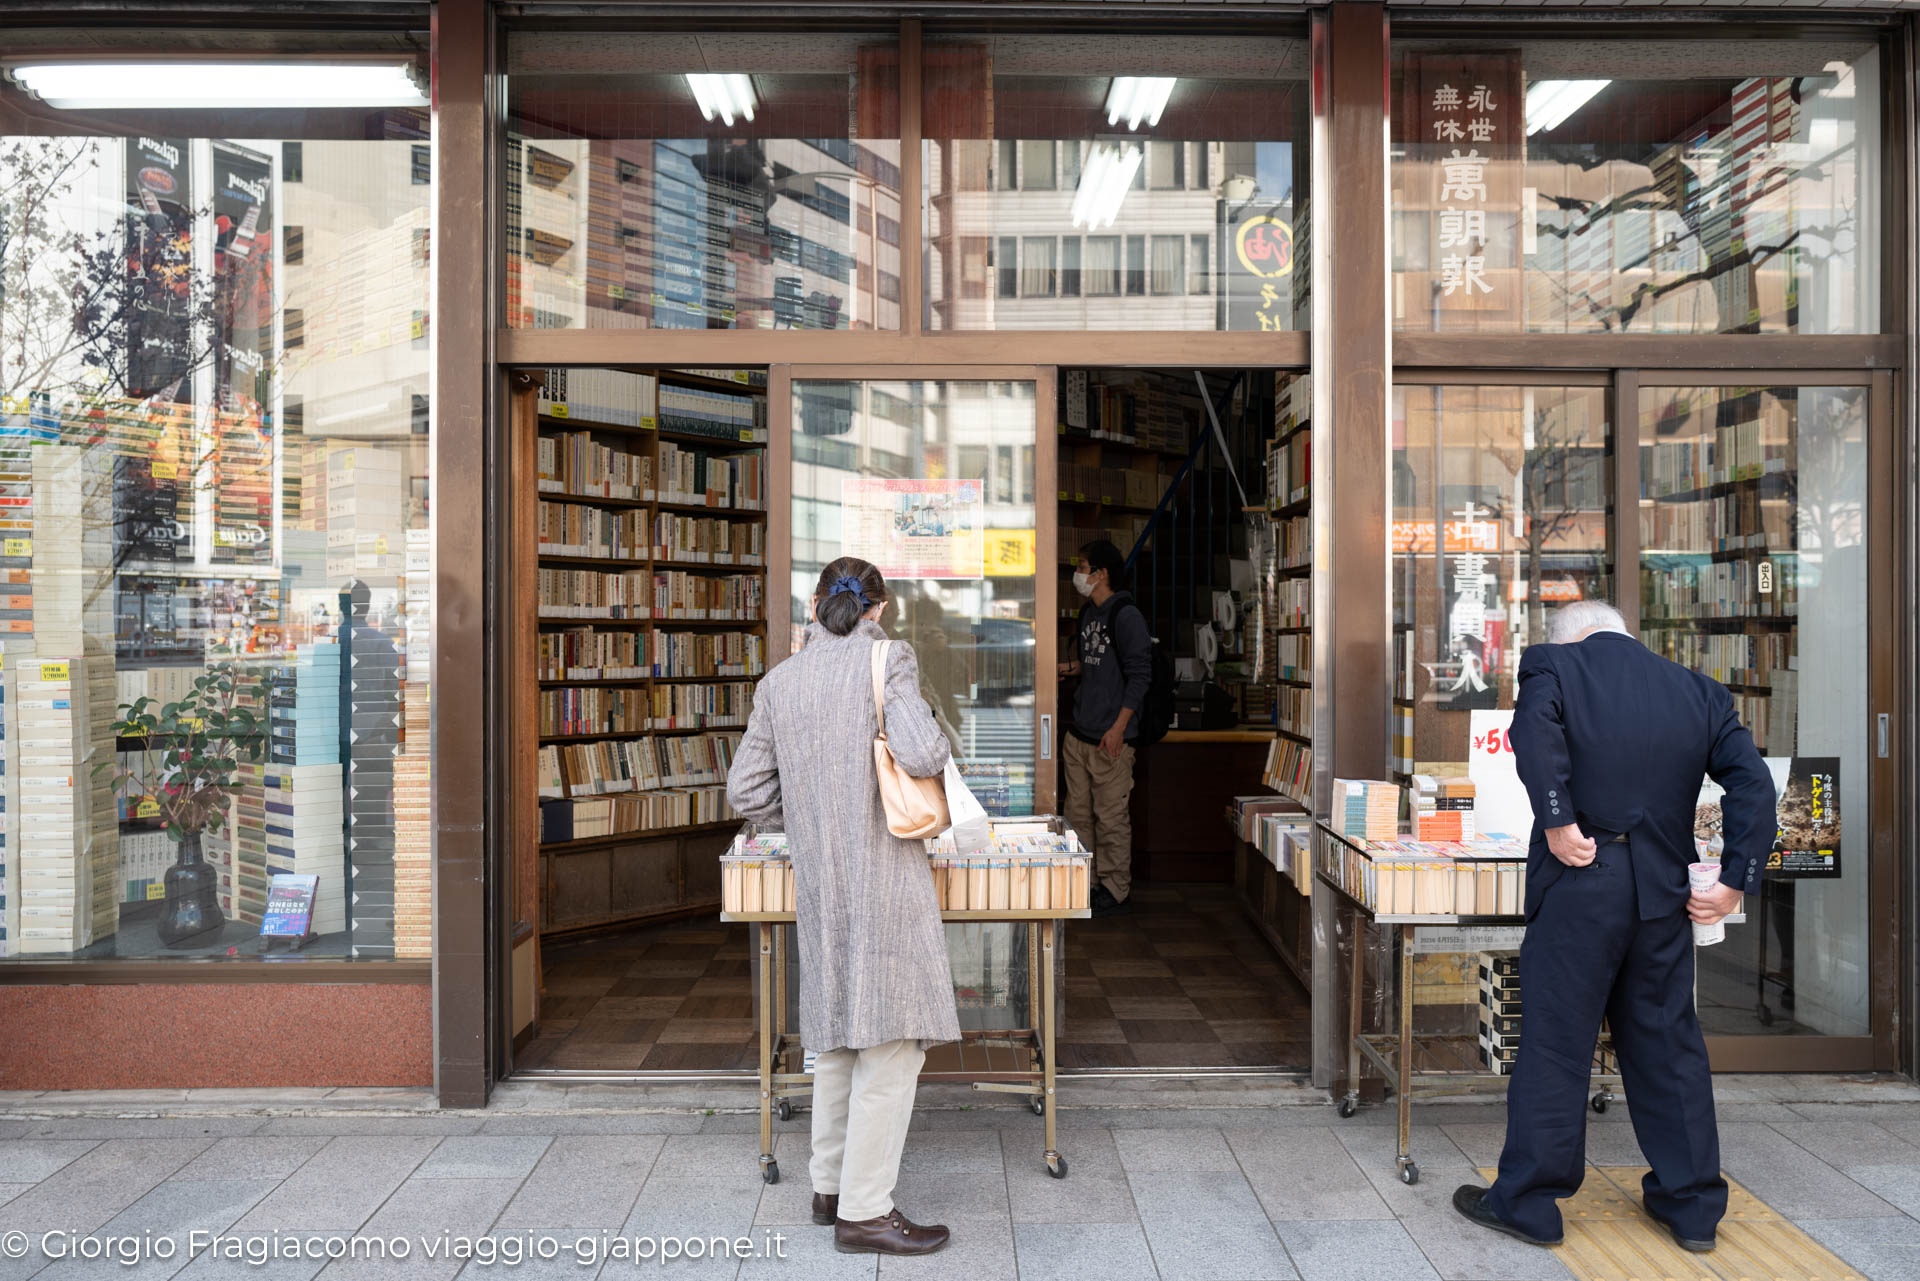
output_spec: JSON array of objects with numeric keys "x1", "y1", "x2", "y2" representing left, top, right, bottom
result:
[
  {"x1": 506, "y1": 33, "x2": 902, "y2": 332},
  {"x1": 1639, "y1": 383, "x2": 1868, "y2": 1036},
  {"x1": 0, "y1": 37, "x2": 432, "y2": 961},
  {"x1": 1390, "y1": 37, "x2": 1882, "y2": 334},
  {"x1": 924, "y1": 32, "x2": 1310, "y2": 331},
  {"x1": 1390, "y1": 383, "x2": 1614, "y2": 769}
]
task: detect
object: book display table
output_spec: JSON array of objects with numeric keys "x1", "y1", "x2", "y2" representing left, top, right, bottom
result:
[
  {"x1": 720, "y1": 821, "x2": 1092, "y2": 1185},
  {"x1": 1314, "y1": 824, "x2": 1622, "y2": 1186}
]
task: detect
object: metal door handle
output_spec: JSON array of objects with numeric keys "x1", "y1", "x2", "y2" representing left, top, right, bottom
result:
[
  {"x1": 1040, "y1": 714, "x2": 1053, "y2": 761},
  {"x1": 1877, "y1": 713, "x2": 1890, "y2": 759}
]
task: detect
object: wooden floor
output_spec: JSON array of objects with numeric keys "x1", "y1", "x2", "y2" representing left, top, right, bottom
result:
[{"x1": 517, "y1": 881, "x2": 1311, "y2": 1073}]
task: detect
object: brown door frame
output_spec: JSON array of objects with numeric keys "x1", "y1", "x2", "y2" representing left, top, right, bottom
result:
[{"x1": 771, "y1": 363, "x2": 1060, "y2": 816}]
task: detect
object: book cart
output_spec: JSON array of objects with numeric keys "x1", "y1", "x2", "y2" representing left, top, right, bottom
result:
[
  {"x1": 719, "y1": 821, "x2": 1092, "y2": 1185},
  {"x1": 1314, "y1": 824, "x2": 1622, "y2": 1186}
]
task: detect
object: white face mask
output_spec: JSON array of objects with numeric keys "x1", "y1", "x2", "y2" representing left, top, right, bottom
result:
[{"x1": 1072, "y1": 571, "x2": 1094, "y2": 598}]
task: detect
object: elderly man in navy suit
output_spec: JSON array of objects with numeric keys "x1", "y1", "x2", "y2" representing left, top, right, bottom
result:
[{"x1": 1453, "y1": 601, "x2": 1776, "y2": 1253}]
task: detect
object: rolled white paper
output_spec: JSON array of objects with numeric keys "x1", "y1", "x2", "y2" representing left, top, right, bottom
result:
[{"x1": 1688, "y1": 862, "x2": 1726, "y2": 946}]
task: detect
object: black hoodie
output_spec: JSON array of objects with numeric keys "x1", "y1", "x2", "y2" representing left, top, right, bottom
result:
[{"x1": 1069, "y1": 590, "x2": 1153, "y2": 743}]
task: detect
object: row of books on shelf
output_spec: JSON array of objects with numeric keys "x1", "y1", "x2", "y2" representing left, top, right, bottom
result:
[
  {"x1": 1393, "y1": 705, "x2": 1414, "y2": 776},
  {"x1": 655, "y1": 514, "x2": 764, "y2": 565},
  {"x1": 537, "y1": 627, "x2": 766, "y2": 681},
  {"x1": 1275, "y1": 513, "x2": 1310, "y2": 570},
  {"x1": 538, "y1": 430, "x2": 653, "y2": 501},
  {"x1": 539, "y1": 785, "x2": 735, "y2": 843},
  {"x1": 1263, "y1": 736, "x2": 1312, "y2": 805},
  {"x1": 1060, "y1": 369, "x2": 1194, "y2": 454},
  {"x1": 1393, "y1": 629, "x2": 1416, "y2": 701},
  {"x1": 1268, "y1": 435, "x2": 1309, "y2": 509},
  {"x1": 537, "y1": 567, "x2": 650, "y2": 619},
  {"x1": 537, "y1": 366, "x2": 661, "y2": 428},
  {"x1": 1640, "y1": 489, "x2": 1793, "y2": 553},
  {"x1": 537, "y1": 500, "x2": 648, "y2": 560},
  {"x1": 653, "y1": 571, "x2": 764, "y2": 621},
  {"x1": 1272, "y1": 631, "x2": 1311, "y2": 682},
  {"x1": 1059, "y1": 463, "x2": 1166, "y2": 511},
  {"x1": 1275, "y1": 578, "x2": 1309, "y2": 628},
  {"x1": 1641, "y1": 560, "x2": 1796, "y2": 620},
  {"x1": 1333, "y1": 778, "x2": 1401, "y2": 840},
  {"x1": 539, "y1": 686, "x2": 648, "y2": 737},
  {"x1": 1275, "y1": 684, "x2": 1309, "y2": 738},
  {"x1": 1641, "y1": 426, "x2": 1792, "y2": 499},
  {"x1": 1643, "y1": 631, "x2": 1794, "y2": 688},
  {"x1": 539, "y1": 730, "x2": 742, "y2": 797},
  {"x1": 1316, "y1": 832, "x2": 1529, "y2": 916},
  {"x1": 1229, "y1": 795, "x2": 1313, "y2": 895},
  {"x1": 679, "y1": 368, "x2": 768, "y2": 388},
  {"x1": 720, "y1": 853, "x2": 1092, "y2": 915},
  {"x1": 658, "y1": 443, "x2": 765, "y2": 510},
  {"x1": 659, "y1": 384, "x2": 768, "y2": 443}
]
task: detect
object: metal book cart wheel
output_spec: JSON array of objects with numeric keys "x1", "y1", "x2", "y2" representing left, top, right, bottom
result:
[{"x1": 720, "y1": 907, "x2": 1090, "y2": 1185}]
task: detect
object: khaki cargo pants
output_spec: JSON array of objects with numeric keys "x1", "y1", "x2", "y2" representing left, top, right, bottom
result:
[{"x1": 1062, "y1": 733, "x2": 1137, "y2": 902}]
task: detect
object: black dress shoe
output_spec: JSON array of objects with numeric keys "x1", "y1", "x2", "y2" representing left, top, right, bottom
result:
[
  {"x1": 1452, "y1": 1185, "x2": 1562, "y2": 1246},
  {"x1": 811, "y1": 1193, "x2": 837, "y2": 1226},
  {"x1": 1643, "y1": 1198, "x2": 1715, "y2": 1252},
  {"x1": 1090, "y1": 886, "x2": 1131, "y2": 917},
  {"x1": 833, "y1": 1208, "x2": 951, "y2": 1255}
]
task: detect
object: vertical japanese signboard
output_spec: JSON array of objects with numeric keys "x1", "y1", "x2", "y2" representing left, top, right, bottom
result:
[
  {"x1": 126, "y1": 137, "x2": 196, "y2": 399},
  {"x1": 1404, "y1": 54, "x2": 1523, "y2": 330},
  {"x1": 211, "y1": 142, "x2": 276, "y2": 565}
]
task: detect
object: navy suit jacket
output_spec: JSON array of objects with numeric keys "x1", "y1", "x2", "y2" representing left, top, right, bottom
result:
[{"x1": 1509, "y1": 630, "x2": 1776, "y2": 922}]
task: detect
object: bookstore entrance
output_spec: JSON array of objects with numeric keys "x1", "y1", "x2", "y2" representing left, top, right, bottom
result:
[{"x1": 509, "y1": 361, "x2": 1316, "y2": 1076}]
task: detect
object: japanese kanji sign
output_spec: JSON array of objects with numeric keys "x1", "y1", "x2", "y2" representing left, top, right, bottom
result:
[{"x1": 1405, "y1": 53, "x2": 1523, "y2": 329}]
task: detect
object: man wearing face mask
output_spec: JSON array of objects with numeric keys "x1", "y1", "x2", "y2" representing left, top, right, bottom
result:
[{"x1": 1057, "y1": 539, "x2": 1153, "y2": 916}]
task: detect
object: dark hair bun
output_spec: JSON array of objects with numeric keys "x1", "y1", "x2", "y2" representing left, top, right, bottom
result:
[{"x1": 813, "y1": 557, "x2": 889, "y2": 636}]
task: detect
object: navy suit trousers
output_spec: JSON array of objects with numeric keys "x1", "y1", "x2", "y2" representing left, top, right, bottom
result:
[{"x1": 1483, "y1": 843, "x2": 1727, "y2": 1241}]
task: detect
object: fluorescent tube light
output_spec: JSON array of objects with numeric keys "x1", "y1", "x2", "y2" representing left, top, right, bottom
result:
[
  {"x1": 1071, "y1": 141, "x2": 1143, "y2": 229},
  {"x1": 686, "y1": 73, "x2": 756, "y2": 126},
  {"x1": 1524, "y1": 80, "x2": 1608, "y2": 136},
  {"x1": 7, "y1": 61, "x2": 426, "y2": 109},
  {"x1": 1104, "y1": 77, "x2": 1175, "y2": 131}
]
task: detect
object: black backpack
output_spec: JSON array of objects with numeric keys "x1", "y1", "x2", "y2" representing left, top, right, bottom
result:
[
  {"x1": 1132, "y1": 614, "x2": 1178, "y2": 746},
  {"x1": 1092, "y1": 599, "x2": 1173, "y2": 747}
]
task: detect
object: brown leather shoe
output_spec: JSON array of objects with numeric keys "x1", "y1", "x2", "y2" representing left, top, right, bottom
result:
[
  {"x1": 811, "y1": 1193, "x2": 838, "y2": 1226},
  {"x1": 833, "y1": 1208, "x2": 951, "y2": 1255}
]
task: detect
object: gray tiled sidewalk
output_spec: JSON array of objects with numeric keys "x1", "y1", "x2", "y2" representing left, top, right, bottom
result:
[{"x1": 0, "y1": 1076, "x2": 1917, "y2": 1281}]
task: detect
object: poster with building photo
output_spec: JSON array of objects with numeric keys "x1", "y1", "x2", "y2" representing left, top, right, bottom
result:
[
  {"x1": 1694, "y1": 756, "x2": 1841, "y2": 880},
  {"x1": 840, "y1": 477, "x2": 984, "y2": 580}
]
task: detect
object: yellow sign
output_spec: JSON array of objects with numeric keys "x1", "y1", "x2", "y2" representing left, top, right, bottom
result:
[
  {"x1": 150, "y1": 462, "x2": 178, "y2": 481},
  {"x1": 3, "y1": 539, "x2": 29, "y2": 557},
  {"x1": 136, "y1": 798, "x2": 161, "y2": 819},
  {"x1": 983, "y1": 529, "x2": 1037, "y2": 577},
  {"x1": 147, "y1": 883, "x2": 167, "y2": 900},
  {"x1": 40, "y1": 661, "x2": 68, "y2": 680},
  {"x1": 1234, "y1": 216, "x2": 1294, "y2": 279}
]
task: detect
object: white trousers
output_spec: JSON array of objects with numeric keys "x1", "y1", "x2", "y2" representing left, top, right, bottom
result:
[{"x1": 809, "y1": 1038, "x2": 926, "y2": 1222}]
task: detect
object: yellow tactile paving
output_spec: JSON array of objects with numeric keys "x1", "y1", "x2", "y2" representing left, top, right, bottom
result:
[{"x1": 1476, "y1": 1166, "x2": 1865, "y2": 1281}]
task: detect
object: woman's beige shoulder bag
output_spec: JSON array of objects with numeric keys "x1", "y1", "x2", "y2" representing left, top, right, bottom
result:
[{"x1": 870, "y1": 639, "x2": 949, "y2": 839}]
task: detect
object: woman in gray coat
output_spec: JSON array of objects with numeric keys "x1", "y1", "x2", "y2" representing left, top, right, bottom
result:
[{"x1": 725, "y1": 556, "x2": 960, "y2": 1257}]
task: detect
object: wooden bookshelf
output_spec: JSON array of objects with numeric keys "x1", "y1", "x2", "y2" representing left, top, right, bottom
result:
[{"x1": 519, "y1": 367, "x2": 770, "y2": 939}]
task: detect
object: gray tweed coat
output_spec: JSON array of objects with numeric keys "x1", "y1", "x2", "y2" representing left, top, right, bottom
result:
[{"x1": 725, "y1": 618, "x2": 962, "y2": 1052}]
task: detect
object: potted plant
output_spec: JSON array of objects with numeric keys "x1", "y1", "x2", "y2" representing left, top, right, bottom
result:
[{"x1": 94, "y1": 661, "x2": 272, "y2": 947}]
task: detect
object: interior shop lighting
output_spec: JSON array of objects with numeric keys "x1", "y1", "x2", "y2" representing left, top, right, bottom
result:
[
  {"x1": 1524, "y1": 79, "x2": 1609, "y2": 136},
  {"x1": 686, "y1": 73, "x2": 757, "y2": 126},
  {"x1": 1105, "y1": 77, "x2": 1176, "y2": 131},
  {"x1": 1071, "y1": 141, "x2": 1144, "y2": 229},
  {"x1": 6, "y1": 61, "x2": 426, "y2": 109}
]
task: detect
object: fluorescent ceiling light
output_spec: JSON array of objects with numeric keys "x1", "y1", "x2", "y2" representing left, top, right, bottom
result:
[
  {"x1": 686, "y1": 73, "x2": 756, "y2": 126},
  {"x1": 1071, "y1": 141, "x2": 1143, "y2": 229},
  {"x1": 1524, "y1": 80, "x2": 1608, "y2": 136},
  {"x1": 7, "y1": 62, "x2": 425, "y2": 109},
  {"x1": 1105, "y1": 77, "x2": 1175, "y2": 131}
]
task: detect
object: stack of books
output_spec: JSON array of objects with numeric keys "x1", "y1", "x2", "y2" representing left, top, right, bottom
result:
[
  {"x1": 1478, "y1": 951, "x2": 1522, "y2": 1074},
  {"x1": 1263, "y1": 736, "x2": 1312, "y2": 806},
  {"x1": 14, "y1": 659, "x2": 95, "y2": 954},
  {"x1": 1333, "y1": 778, "x2": 1400, "y2": 840},
  {"x1": 1412, "y1": 775, "x2": 1477, "y2": 841},
  {"x1": 396, "y1": 554, "x2": 432, "y2": 958},
  {"x1": 344, "y1": 598, "x2": 402, "y2": 960},
  {"x1": 1316, "y1": 832, "x2": 1528, "y2": 916},
  {"x1": 260, "y1": 641, "x2": 346, "y2": 937},
  {"x1": 325, "y1": 448, "x2": 406, "y2": 582}
]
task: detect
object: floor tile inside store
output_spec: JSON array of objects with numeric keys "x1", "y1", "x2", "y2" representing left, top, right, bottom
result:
[
  {"x1": 1, "y1": 1081, "x2": 1918, "y2": 1281},
  {"x1": 521, "y1": 883, "x2": 1312, "y2": 1074}
]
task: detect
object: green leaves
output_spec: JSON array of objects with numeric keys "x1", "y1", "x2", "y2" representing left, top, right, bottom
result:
[{"x1": 100, "y1": 658, "x2": 278, "y2": 837}]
